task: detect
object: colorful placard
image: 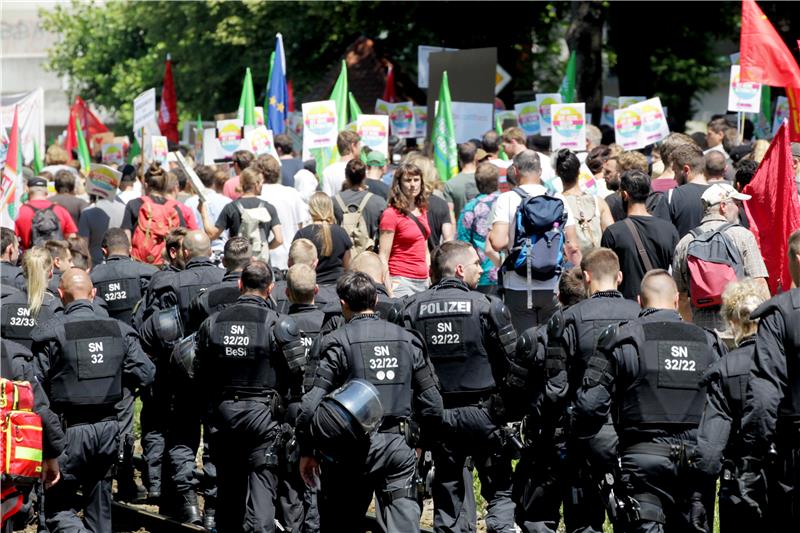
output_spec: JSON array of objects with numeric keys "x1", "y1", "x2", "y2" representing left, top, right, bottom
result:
[
  {"x1": 302, "y1": 100, "x2": 338, "y2": 151},
  {"x1": 636, "y1": 97, "x2": 670, "y2": 146},
  {"x1": 245, "y1": 126, "x2": 280, "y2": 161},
  {"x1": 254, "y1": 106, "x2": 265, "y2": 127},
  {"x1": 357, "y1": 114, "x2": 389, "y2": 158},
  {"x1": 413, "y1": 106, "x2": 428, "y2": 138},
  {"x1": 773, "y1": 96, "x2": 789, "y2": 136},
  {"x1": 619, "y1": 96, "x2": 646, "y2": 109},
  {"x1": 614, "y1": 107, "x2": 643, "y2": 150},
  {"x1": 101, "y1": 143, "x2": 125, "y2": 166},
  {"x1": 144, "y1": 134, "x2": 169, "y2": 167},
  {"x1": 727, "y1": 65, "x2": 762, "y2": 113},
  {"x1": 550, "y1": 103, "x2": 586, "y2": 151},
  {"x1": 216, "y1": 119, "x2": 244, "y2": 153},
  {"x1": 86, "y1": 164, "x2": 122, "y2": 200},
  {"x1": 375, "y1": 98, "x2": 391, "y2": 116},
  {"x1": 601, "y1": 96, "x2": 618, "y2": 127},
  {"x1": 535, "y1": 93, "x2": 562, "y2": 136},
  {"x1": 387, "y1": 101, "x2": 416, "y2": 138},
  {"x1": 514, "y1": 101, "x2": 541, "y2": 136}
]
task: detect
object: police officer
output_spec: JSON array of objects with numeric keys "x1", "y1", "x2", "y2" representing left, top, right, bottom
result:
[
  {"x1": 142, "y1": 230, "x2": 225, "y2": 523},
  {"x1": 740, "y1": 229, "x2": 800, "y2": 529},
  {"x1": 298, "y1": 271, "x2": 444, "y2": 532},
  {"x1": 270, "y1": 238, "x2": 340, "y2": 315},
  {"x1": 1, "y1": 226, "x2": 24, "y2": 290},
  {"x1": 90, "y1": 228, "x2": 158, "y2": 325},
  {"x1": 402, "y1": 241, "x2": 518, "y2": 533},
  {"x1": 572, "y1": 270, "x2": 724, "y2": 532},
  {"x1": 694, "y1": 279, "x2": 769, "y2": 532},
  {"x1": 31, "y1": 268, "x2": 155, "y2": 533},
  {"x1": 194, "y1": 260, "x2": 305, "y2": 533}
]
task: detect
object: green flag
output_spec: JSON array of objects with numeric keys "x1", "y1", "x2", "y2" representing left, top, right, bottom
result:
[
  {"x1": 329, "y1": 60, "x2": 348, "y2": 131},
  {"x1": 559, "y1": 51, "x2": 577, "y2": 103},
  {"x1": 75, "y1": 117, "x2": 91, "y2": 175},
  {"x1": 127, "y1": 136, "x2": 141, "y2": 164},
  {"x1": 239, "y1": 67, "x2": 256, "y2": 126},
  {"x1": 495, "y1": 114, "x2": 508, "y2": 161},
  {"x1": 432, "y1": 71, "x2": 458, "y2": 182},
  {"x1": 32, "y1": 139, "x2": 44, "y2": 174},
  {"x1": 264, "y1": 51, "x2": 276, "y2": 107},
  {"x1": 348, "y1": 92, "x2": 362, "y2": 123}
]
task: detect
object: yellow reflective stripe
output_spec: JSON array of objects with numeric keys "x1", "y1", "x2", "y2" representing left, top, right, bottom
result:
[{"x1": 14, "y1": 446, "x2": 42, "y2": 463}]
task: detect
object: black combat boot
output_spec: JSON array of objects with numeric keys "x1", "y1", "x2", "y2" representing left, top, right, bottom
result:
[{"x1": 179, "y1": 490, "x2": 202, "y2": 525}]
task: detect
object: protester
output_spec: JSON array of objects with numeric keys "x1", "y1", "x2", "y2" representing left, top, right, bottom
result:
[
  {"x1": 668, "y1": 142, "x2": 710, "y2": 237},
  {"x1": 332, "y1": 159, "x2": 386, "y2": 248},
  {"x1": 704, "y1": 150, "x2": 730, "y2": 184},
  {"x1": 406, "y1": 154, "x2": 453, "y2": 247},
  {"x1": 77, "y1": 194, "x2": 126, "y2": 267},
  {"x1": 274, "y1": 133, "x2": 304, "y2": 187},
  {"x1": 705, "y1": 117, "x2": 731, "y2": 158},
  {"x1": 116, "y1": 164, "x2": 141, "y2": 204},
  {"x1": 321, "y1": 131, "x2": 361, "y2": 196},
  {"x1": 293, "y1": 192, "x2": 352, "y2": 285},
  {"x1": 364, "y1": 151, "x2": 391, "y2": 200},
  {"x1": 443, "y1": 141, "x2": 479, "y2": 220},
  {"x1": 15, "y1": 176, "x2": 78, "y2": 250},
  {"x1": 378, "y1": 162, "x2": 431, "y2": 297},
  {"x1": 184, "y1": 164, "x2": 232, "y2": 256},
  {"x1": 50, "y1": 170, "x2": 89, "y2": 225},
  {"x1": 222, "y1": 149, "x2": 255, "y2": 200}
]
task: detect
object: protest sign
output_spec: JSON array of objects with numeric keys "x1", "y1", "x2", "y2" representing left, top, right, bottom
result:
[
  {"x1": 535, "y1": 93, "x2": 562, "y2": 136},
  {"x1": 388, "y1": 101, "x2": 416, "y2": 138},
  {"x1": 601, "y1": 96, "x2": 618, "y2": 127},
  {"x1": 202, "y1": 128, "x2": 225, "y2": 164},
  {"x1": 550, "y1": 103, "x2": 586, "y2": 151},
  {"x1": 614, "y1": 107, "x2": 643, "y2": 150},
  {"x1": 244, "y1": 126, "x2": 281, "y2": 161},
  {"x1": 514, "y1": 101, "x2": 540, "y2": 136},
  {"x1": 101, "y1": 143, "x2": 125, "y2": 166},
  {"x1": 375, "y1": 99, "x2": 391, "y2": 116},
  {"x1": 728, "y1": 65, "x2": 762, "y2": 113},
  {"x1": 357, "y1": 114, "x2": 389, "y2": 157},
  {"x1": 216, "y1": 119, "x2": 244, "y2": 154},
  {"x1": 413, "y1": 106, "x2": 428, "y2": 138},
  {"x1": 449, "y1": 102, "x2": 493, "y2": 143},
  {"x1": 287, "y1": 112, "x2": 303, "y2": 154},
  {"x1": 174, "y1": 151, "x2": 207, "y2": 202},
  {"x1": 145, "y1": 135, "x2": 169, "y2": 167},
  {"x1": 496, "y1": 110, "x2": 516, "y2": 127},
  {"x1": 86, "y1": 164, "x2": 121, "y2": 200},
  {"x1": 0, "y1": 88, "x2": 45, "y2": 165},
  {"x1": 254, "y1": 106, "x2": 265, "y2": 127},
  {"x1": 773, "y1": 96, "x2": 789, "y2": 136},
  {"x1": 635, "y1": 97, "x2": 670, "y2": 146},
  {"x1": 619, "y1": 96, "x2": 646, "y2": 109},
  {"x1": 133, "y1": 88, "x2": 160, "y2": 141},
  {"x1": 302, "y1": 100, "x2": 338, "y2": 151},
  {"x1": 418, "y1": 45, "x2": 459, "y2": 88}
]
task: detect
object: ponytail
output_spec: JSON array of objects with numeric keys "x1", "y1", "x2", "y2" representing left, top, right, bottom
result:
[
  {"x1": 23, "y1": 247, "x2": 53, "y2": 317},
  {"x1": 308, "y1": 192, "x2": 335, "y2": 257}
]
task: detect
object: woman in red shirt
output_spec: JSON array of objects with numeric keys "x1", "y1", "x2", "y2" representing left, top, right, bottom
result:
[{"x1": 378, "y1": 163, "x2": 430, "y2": 297}]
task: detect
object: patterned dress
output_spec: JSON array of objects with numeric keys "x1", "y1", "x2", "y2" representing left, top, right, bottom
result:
[{"x1": 457, "y1": 192, "x2": 501, "y2": 287}]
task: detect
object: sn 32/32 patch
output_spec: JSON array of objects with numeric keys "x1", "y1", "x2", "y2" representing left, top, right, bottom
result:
[{"x1": 657, "y1": 341, "x2": 705, "y2": 389}]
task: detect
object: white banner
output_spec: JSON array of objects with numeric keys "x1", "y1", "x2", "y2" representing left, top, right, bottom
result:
[
  {"x1": 302, "y1": 100, "x2": 338, "y2": 153},
  {"x1": 535, "y1": 93, "x2": 562, "y2": 136},
  {"x1": 550, "y1": 103, "x2": 586, "y2": 151},
  {"x1": 727, "y1": 66, "x2": 762, "y2": 113},
  {"x1": 1, "y1": 88, "x2": 45, "y2": 166},
  {"x1": 357, "y1": 114, "x2": 389, "y2": 157}
]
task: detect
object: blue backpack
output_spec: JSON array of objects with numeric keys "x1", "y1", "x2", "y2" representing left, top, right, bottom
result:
[{"x1": 504, "y1": 188, "x2": 567, "y2": 283}]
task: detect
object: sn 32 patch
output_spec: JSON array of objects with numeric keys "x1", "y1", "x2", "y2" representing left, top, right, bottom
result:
[{"x1": 657, "y1": 341, "x2": 705, "y2": 389}]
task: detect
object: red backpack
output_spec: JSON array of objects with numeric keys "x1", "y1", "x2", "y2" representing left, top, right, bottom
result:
[
  {"x1": 131, "y1": 196, "x2": 182, "y2": 265},
  {"x1": 1, "y1": 378, "x2": 42, "y2": 524}
]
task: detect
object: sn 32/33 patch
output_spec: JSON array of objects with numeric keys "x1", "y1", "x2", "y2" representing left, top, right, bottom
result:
[{"x1": 657, "y1": 341, "x2": 705, "y2": 389}]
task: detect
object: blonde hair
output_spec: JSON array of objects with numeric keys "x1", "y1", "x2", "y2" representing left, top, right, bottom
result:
[
  {"x1": 23, "y1": 247, "x2": 53, "y2": 317},
  {"x1": 721, "y1": 278, "x2": 770, "y2": 345},
  {"x1": 750, "y1": 140, "x2": 770, "y2": 164},
  {"x1": 289, "y1": 238, "x2": 318, "y2": 266},
  {"x1": 286, "y1": 263, "x2": 317, "y2": 304},
  {"x1": 308, "y1": 192, "x2": 335, "y2": 257}
]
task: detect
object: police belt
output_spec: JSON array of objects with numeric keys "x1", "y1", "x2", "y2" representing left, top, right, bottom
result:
[
  {"x1": 57, "y1": 405, "x2": 117, "y2": 428},
  {"x1": 378, "y1": 418, "x2": 409, "y2": 435},
  {"x1": 217, "y1": 389, "x2": 276, "y2": 403},
  {"x1": 442, "y1": 391, "x2": 492, "y2": 409},
  {"x1": 623, "y1": 442, "x2": 687, "y2": 462}
]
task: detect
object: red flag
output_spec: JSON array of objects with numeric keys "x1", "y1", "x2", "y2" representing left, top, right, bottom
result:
[
  {"x1": 287, "y1": 79, "x2": 295, "y2": 113},
  {"x1": 382, "y1": 66, "x2": 397, "y2": 103},
  {"x1": 740, "y1": 0, "x2": 800, "y2": 141},
  {"x1": 158, "y1": 55, "x2": 179, "y2": 143},
  {"x1": 65, "y1": 97, "x2": 108, "y2": 157},
  {"x1": 743, "y1": 122, "x2": 800, "y2": 294}
]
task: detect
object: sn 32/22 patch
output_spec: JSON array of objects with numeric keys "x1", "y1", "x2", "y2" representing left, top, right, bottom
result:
[
  {"x1": 657, "y1": 341, "x2": 705, "y2": 389},
  {"x1": 362, "y1": 342, "x2": 402, "y2": 382}
]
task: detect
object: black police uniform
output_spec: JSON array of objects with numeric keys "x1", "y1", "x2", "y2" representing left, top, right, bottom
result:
[
  {"x1": 298, "y1": 312, "x2": 444, "y2": 532},
  {"x1": 572, "y1": 308, "x2": 723, "y2": 532},
  {"x1": 514, "y1": 290, "x2": 640, "y2": 533},
  {"x1": 695, "y1": 336, "x2": 760, "y2": 532},
  {"x1": 0, "y1": 260, "x2": 25, "y2": 290},
  {"x1": 194, "y1": 294, "x2": 303, "y2": 533},
  {"x1": 402, "y1": 277, "x2": 518, "y2": 533},
  {"x1": 1, "y1": 289, "x2": 63, "y2": 350},
  {"x1": 141, "y1": 256, "x2": 224, "y2": 516},
  {"x1": 90, "y1": 254, "x2": 158, "y2": 325},
  {"x1": 741, "y1": 288, "x2": 800, "y2": 529},
  {"x1": 31, "y1": 299, "x2": 155, "y2": 533},
  {"x1": 270, "y1": 279, "x2": 341, "y2": 315}
]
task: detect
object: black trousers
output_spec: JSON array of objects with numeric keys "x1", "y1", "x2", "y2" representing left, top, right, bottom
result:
[
  {"x1": 503, "y1": 289, "x2": 559, "y2": 334},
  {"x1": 45, "y1": 419, "x2": 119, "y2": 533}
]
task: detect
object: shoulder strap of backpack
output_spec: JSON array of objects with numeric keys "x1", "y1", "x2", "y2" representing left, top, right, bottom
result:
[
  {"x1": 354, "y1": 192, "x2": 373, "y2": 215},
  {"x1": 334, "y1": 193, "x2": 347, "y2": 212},
  {"x1": 667, "y1": 188, "x2": 674, "y2": 204},
  {"x1": 512, "y1": 187, "x2": 528, "y2": 200},
  {"x1": 623, "y1": 218, "x2": 654, "y2": 272}
]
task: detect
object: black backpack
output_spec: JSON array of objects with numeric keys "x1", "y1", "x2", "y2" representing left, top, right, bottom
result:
[{"x1": 31, "y1": 204, "x2": 64, "y2": 245}]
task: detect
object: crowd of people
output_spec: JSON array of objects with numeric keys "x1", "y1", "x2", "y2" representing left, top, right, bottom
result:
[{"x1": 2, "y1": 115, "x2": 800, "y2": 533}]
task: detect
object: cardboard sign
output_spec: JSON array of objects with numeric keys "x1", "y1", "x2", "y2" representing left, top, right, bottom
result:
[
  {"x1": 245, "y1": 126, "x2": 281, "y2": 161},
  {"x1": 418, "y1": 45, "x2": 459, "y2": 88},
  {"x1": 619, "y1": 96, "x2": 646, "y2": 109},
  {"x1": 449, "y1": 101, "x2": 494, "y2": 144},
  {"x1": 550, "y1": 103, "x2": 586, "y2": 151},
  {"x1": 287, "y1": 112, "x2": 303, "y2": 154},
  {"x1": 101, "y1": 143, "x2": 125, "y2": 166},
  {"x1": 614, "y1": 107, "x2": 644, "y2": 150},
  {"x1": 388, "y1": 101, "x2": 416, "y2": 138},
  {"x1": 357, "y1": 114, "x2": 389, "y2": 157},
  {"x1": 514, "y1": 101, "x2": 541, "y2": 136},
  {"x1": 773, "y1": 96, "x2": 789, "y2": 136},
  {"x1": 146, "y1": 135, "x2": 169, "y2": 166},
  {"x1": 86, "y1": 164, "x2": 121, "y2": 200},
  {"x1": 375, "y1": 98, "x2": 391, "y2": 116},
  {"x1": 133, "y1": 88, "x2": 160, "y2": 141},
  {"x1": 254, "y1": 106, "x2": 265, "y2": 127},
  {"x1": 302, "y1": 100, "x2": 338, "y2": 151},
  {"x1": 174, "y1": 152, "x2": 206, "y2": 202},
  {"x1": 535, "y1": 93, "x2": 562, "y2": 136},
  {"x1": 216, "y1": 119, "x2": 244, "y2": 153},
  {"x1": 635, "y1": 97, "x2": 670, "y2": 146},
  {"x1": 413, "y1": 106, "x2": 428, "y2": 138},
  {"x1": 728, "y1": 65, "x2": 762, "y2": 113},
  {"x1": 601, "y1": 96, "x2": 618, "y2": 127}
]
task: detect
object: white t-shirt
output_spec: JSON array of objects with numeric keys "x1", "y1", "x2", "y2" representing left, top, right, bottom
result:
[
  {"x1": 704, "y1": 144, "x2": 728, "y2": 159},
  {"x1": 321, "y1": 161, "x2": 348, "y2": 197},
  {"x1": 294, "y1": 169, "x2": 319, "y2": 203},
  {"x1": 490, "y1": 183, "x2": 576, "y2": 291},
  {"x1": 260, "y1": 183, "x2": 310, "y2": 270},
  {"x1": 185, "y1": 190, "x2": 231, "y2": 252}
]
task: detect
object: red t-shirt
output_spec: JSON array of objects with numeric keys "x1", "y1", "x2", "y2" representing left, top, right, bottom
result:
[
  {"x1": 15, "y1": 199, "x2": 79, "y2": 249},
  {"x1": 651, "y1": 178, "x2": 678, "y2": 193},
  {"x1": 379, "y1": 206, "x2": 430, "y2": 279}
]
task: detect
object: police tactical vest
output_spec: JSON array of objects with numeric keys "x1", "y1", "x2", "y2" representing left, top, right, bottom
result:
[
  {"x1": 0, "y1": 291, "x2": 60, "y2": 350},
  {"x1": 208, "y1": 303, "x2": 278, "y2": 396},
  {"x1": 342, "y1": 319, "x2": 413, "y2": 419},
  {"x1": 289, "y1": 307, "x2": 326, "y2": 361},
  {"x1": 50, "y1": 319, "x2": 126, "y2": 407},
  {"x1": 411, "y1": 288, "x2": 493, "y2": 396},
  {"x1": 92, "y1": 264, "x2": 145, "y2": 325},
  {"x1": 565, "y1": 296, "x2": 640, "y2": 394},
  {"x1": 772, "y1": 290, "x2": 800, "y2": 421},
  {"x1": 620, "y1": 321, "x2": 714, "y2": 428},
  {"x1": 174, "y1": 264, "x2": 225, "y2": 331}
]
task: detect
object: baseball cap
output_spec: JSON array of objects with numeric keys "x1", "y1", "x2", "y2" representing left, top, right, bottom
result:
[
  {"x1": 27, "y1": 176, "x2": 47, "y2": 188},
  {"x1": 366, "y1": 151, "x2": 387, "y2": 167},
  {"x1": 701, "y1": 183, "x2": 751, "y2": 206}
]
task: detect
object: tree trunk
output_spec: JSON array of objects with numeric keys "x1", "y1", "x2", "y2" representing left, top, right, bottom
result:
[{"x1": 566, "y1": 1, "x2": 606, "y2": 125}]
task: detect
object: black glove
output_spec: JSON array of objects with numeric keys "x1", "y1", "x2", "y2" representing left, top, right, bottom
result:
[{"x1": 689, "y1": 499, "x2": 709, "y2": 533}]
